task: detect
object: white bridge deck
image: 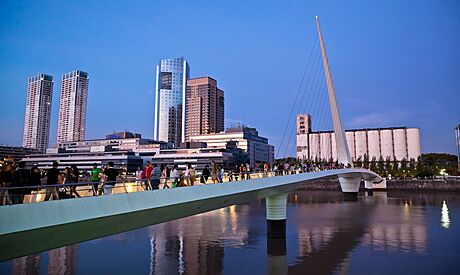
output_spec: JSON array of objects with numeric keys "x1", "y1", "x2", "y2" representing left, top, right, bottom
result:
[{"x1": 0, "y1": 168, "x2": 379, "y2": 261}]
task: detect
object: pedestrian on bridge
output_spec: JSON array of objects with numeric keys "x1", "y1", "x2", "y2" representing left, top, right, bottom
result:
[
  {"x1": 44, "y1": 161, "x2": 60, "y2": 201},
  {"x1": 103, "y1": 162, "x2": 119, "y2": 195},
  {"x1": 150, "y1": 163, "x2": 161, "y2": 190},
  {"x1": 201, "y1": 165, "x2": 210, "y2": 184},
  {"x1": 143, "y1": 161, "x2": 153, "y2": 190},
  {"x1": 91, "y1": 163, "x2": 101, "y2": 196}
]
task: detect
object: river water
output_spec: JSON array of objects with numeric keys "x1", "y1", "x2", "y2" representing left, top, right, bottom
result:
[{"x1": 1, "y1": 191, "x2": 459, "y2": 274}]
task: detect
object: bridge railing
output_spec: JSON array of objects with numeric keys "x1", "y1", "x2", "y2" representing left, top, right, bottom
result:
[{"x1": 0, "y1": 168, "x2": 339, "y2": 206}]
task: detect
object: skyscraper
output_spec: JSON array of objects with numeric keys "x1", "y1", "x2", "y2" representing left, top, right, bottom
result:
[
  {"x1": 154, "y1": 57, "x2": 190, "y2": 146},
  {"x1": 57, "y1": 70, "x2": 89, "y2": 143},
  {"x1": 185, "y1": 77, "x2": 224, "y2": 140},
  {"x1": 22, "y1": 74, "x2": 53, "y2": 152}
]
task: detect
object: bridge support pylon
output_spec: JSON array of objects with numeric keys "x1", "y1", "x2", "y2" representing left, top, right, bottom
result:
[
  {"x1": 266, "y1": 193, "x2": 288, "y2": 240},
  {"x1": 338, "y1": 175, "x2": 361, "y2": 201},
  {"x1": 266, "y1": 193, "x2": 288, "y2": 275},
  {"x1": 364, "y1": 180, "x2": 374, "y2": 196}
]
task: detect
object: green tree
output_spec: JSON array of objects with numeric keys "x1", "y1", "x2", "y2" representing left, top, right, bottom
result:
[
  {"x1": 377, "y1": 156, "x2": 385, "y2": 176},
  {"x1": 363, "y1": 154, "x2": 370, "y2": 169},
  {"x1": 355, "y1": 156, "x2": 363, "y2": 168},
  {"x1": 385, "y1": 157, "x2": 393, "y2": 177},
  {"x1": 370, "y1": 156, "x2": 377, "y2": 173},
  {"x1": 400, "y1": 157, "x2": 408, "y2": 178},
  {"x1": 408, "y1": 158, "x2": 416, "y2": 177}
]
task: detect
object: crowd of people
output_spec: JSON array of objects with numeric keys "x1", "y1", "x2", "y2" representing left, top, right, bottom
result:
[
  {"x1": 0, "y1": 159, "x2": 121, "y2": 205},
  {"x1": 0, "y1": 157, "x2": 344, "y2": 205}
]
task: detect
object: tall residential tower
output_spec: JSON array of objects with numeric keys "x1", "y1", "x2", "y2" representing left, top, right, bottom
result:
[
  {"x1": 22, "y1": 74, "x2": 54, "y2": 152},
  {"x1": 57, "y1": 70, "x2": 89, "y2": 143},
  {"x1": 185, "y1": 77, "x2": 224, "y2": 140},
  {"x1": 154, "y1": 57, "x2": 190, "y2": 146}
]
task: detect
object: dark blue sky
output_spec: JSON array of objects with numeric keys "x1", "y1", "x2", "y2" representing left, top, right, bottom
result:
[{"x1": 1, "y1": 0, "x2": 459, "y2": 156}]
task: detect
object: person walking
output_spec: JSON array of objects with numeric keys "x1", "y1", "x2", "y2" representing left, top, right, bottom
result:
[
  {"x1": 91, "y1": 163, "x2": 101, "y2": 196},
  {"x1": 201, "y1": 165, "x2": 210, "y2": 184},
  {"x1": 217, "y1": 165, "x2": 224, "y2": 183},
  {"x1": 12, "y1": 161, "x2": 30, "y2": 204},
  {"x1": 135, "y1": 166, "x2": 144, "y2": 189},
  {"x1": 70, "y1": 165, "x2": 81, "y2": 198},
  {"x1": 170, "y1": 164, "x2": 180, "y2": 188},
  {"x1": 211, "y1": 161, "x2": 218, "y2": 184},
  {"x1": 150, "y1": 163, "x2": 161, "y2": 190},
  {"x1": 30, "y1": 166, "x2": 43, "y2": 191},
  {"x1": 184, "y1": 162, "x2": 190, "y2": 186},
  {"x1": 263, "y1": 163, "x2": 269, "y2": 177},
  {"x1": 44, "y1": 161, "x2": 60, "y2": 201},
  {"x1": 246, "y1": 163, "x2": 251, "y2": 180},
  {"x1": 103, "y1": 162, "x2": 119, "y2": 195},
  {"x1": 143, "y1": 161, "x2": 153, "y2": 190},
  {"x1": 161, "y1": 164, "x2": 170, "y2": 189},
  {"x1": 188, "y1": 164, "x2": 196, "y2": 186}
]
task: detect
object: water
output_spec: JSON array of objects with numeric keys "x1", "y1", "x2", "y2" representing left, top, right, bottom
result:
[{"x1": 1, "y1": 191, "x2": 460, "y2": 274}]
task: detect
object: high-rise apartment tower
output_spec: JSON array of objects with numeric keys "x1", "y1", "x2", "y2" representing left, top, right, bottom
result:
[
  {"x1": 57, "y1": 70, "x2": 89, "y2": 142},
  {"x1": 154, "y1": 57, "x2": 190, "y2": 146},
  {"x1": 22, "y1": 74, "x2": 54, "y2": 152},
  {"x1": 186, "y1": 77, "x2": 224, "y2": 140}
]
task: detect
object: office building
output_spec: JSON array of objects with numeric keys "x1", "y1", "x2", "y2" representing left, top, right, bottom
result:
[
  {"x1": 296, "y1": 114, "x2": 421, "y2": 162},
  {"x1": 186, "y1": 77, "x2": 224, "y2": 140},
  {"x1": 57, "y1": 70, "x2": 89, "y2": 143},
  {"x1": 0, "y1": 146, "x2": 40, "y2": 162},
  {"x1": 189, "y1": 125, "x2": 274, "y2": 168},
  {"x1": 22, "y1": 73, "x2": 53, "y2": 152},
  {"x1": 22, "y1": 132, "x2": 169, "y2": 172},
  {"x1": 154, "y1": 57, "x2": 190, "y2": 146}
]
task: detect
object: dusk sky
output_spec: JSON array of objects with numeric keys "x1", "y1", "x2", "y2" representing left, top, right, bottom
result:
[{"x1": 1, "y1": 0, "x2": 459, "y2": 156}]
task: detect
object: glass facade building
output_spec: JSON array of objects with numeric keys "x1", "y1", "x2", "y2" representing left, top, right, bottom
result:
[{"x1": 154, "y1": 57, "x2": 190, "y2": 147}]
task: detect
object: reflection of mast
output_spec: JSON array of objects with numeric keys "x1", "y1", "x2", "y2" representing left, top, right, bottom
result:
[{"x1": 315, "y1": 16, "x2": 353, "y2": 166}]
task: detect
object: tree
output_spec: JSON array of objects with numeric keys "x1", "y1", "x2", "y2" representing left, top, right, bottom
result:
[
  {"x1": 408, "y1": 158, "x2": 416, "y2": 177},
  {"x1": 355, "y1": 156, "x2": 363, "y2": 168},
  {"x1": 385, "y1": 157, "x2": 393, "y2": 177},
  {"x1": 363, "y1": 154, "x2": 370, "y2": 169},
  {"x1": 400, "y1": 157, "x2": 408, "y2": 178},
  {"x1": 370, "y1": 156, "x2": 377, "y2": 173},
  {"x1": 377, "y1": 156, "x2": 385, "y2": 176}
]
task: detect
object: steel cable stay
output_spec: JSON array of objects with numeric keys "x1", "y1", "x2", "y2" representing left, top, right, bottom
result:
[
  {"x1": 282, "y1": 45, "x2": 324, "y2": 158},
  {"x1": 276, "y1": 35, "x2": 318, "y2": 159},
  {"x1": 281, "y1": 45, "x2": 322, "y2": 158}
]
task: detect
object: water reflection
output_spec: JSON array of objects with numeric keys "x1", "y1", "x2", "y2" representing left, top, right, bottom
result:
[
  {"x1": 441, "y1": 201, "x2": 450, "y2": 229},
  {"x1": 2, "y1": 191, "x2": 460, "y2": 274}
]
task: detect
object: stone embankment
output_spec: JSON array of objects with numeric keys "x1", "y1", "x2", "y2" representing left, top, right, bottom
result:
[{"x1": 300, "y1": 179, "x2": 460, "y2": 192}]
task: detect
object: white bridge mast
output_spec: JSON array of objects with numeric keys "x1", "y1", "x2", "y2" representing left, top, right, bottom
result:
[{"x1": 315, "y1": 16, "x2": 353, "y2": 167}]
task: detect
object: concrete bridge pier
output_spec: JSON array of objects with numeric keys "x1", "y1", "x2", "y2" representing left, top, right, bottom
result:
[
  {"x1": 338, "y1": 175, "x2": 361, "y2": 201},
  {"x1": 266, "y1": 193, "x2": 288, "y2": 240},
  {"x1": 266, "y1": 193, "x2": 288, "y2": 275},
  {"x1": 364, "y1": 180, "x2": 374, "y2": 196}
]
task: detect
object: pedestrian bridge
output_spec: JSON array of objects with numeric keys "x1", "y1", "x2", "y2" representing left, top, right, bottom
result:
[{"x1": 0, "y1": 168, "x2": 379, "y2": 261}]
